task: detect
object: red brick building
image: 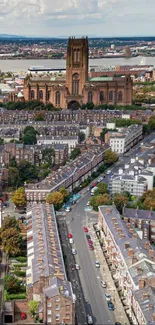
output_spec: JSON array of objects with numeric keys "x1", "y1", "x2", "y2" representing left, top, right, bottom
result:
[{"x1": 23, "y1": 37, "x2": 133, "y2": 108}]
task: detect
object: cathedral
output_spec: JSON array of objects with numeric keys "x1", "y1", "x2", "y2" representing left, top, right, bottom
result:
[{"x1": 23, "y1": 37, "x2": 133, "y2": 109}]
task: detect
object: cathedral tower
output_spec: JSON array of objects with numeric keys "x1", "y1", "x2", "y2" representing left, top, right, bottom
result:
[{"x1": 66, "y1": 37, "x2": 88, "y2": 99}]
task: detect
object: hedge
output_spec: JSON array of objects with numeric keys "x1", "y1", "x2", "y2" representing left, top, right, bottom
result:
[
  {"x1": 13, "y1": 263, "x2": 27, "y2": 268},
  {"x1": 6, "y1": 292, "x2": 26, "y2": 300},
  {"x1": 16, "y1": 257, "x2": 27, "y2": 263},
  {"x1": 14, "y1": 270, "x2": 26, "y2": 277}
]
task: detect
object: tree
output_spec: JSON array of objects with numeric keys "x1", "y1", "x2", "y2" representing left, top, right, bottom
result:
[
  {"x1": 34, "y1": 111, "x2": 45, "y2": 121},
  {"x1": 96, "y1": 182, "x2": 108, "y2": 195},
  {"x1": 9, "y1": 157, "x2": 17, "y2": 168},
  {"x1": 8, "y1": 167, "x2": 20, "y2": 187},
  {"x1": 0, "y1": 137, "x2": 4, "y2": 145},
  {"x1": 12, "y1": 187, "x2": 26, "y2": 206},
  {"x1": 4, "y1": 275, "x2": 19, "y2": 294},
  {"x1": 143, "y1": 124, "x2": 151, "y2": 135},
  {"x1": 100, "y1": 128, "x2": 108, "y2": 141},
  {"x1": 1, "y1": 216, "x2": 19, "y2": 232},
  {"x1": 1, "y1": 227, "x2": 22, "y2": 256},
  {"x1": 79, "y1": 132, "x2": 85, "y2": 143},
  {"x1": 90, "y1": 194, "x2": 111, "y2": 210},
  {"x1": 104, "y1": 150, "x2": 118, "y2": 165},
  {"x1": 46, "y1": 191, "x2": 64, "y2": 208},
  {"x1": 42, "y1": 147, "x2": 55, "y2": 167},
  {"x1": 114, "y1": 194, "x2": 128, "y2": 213},
  {"x1": 148, "y1": 116, "x2": 155, "y2": 131},
  {"x1": 18, "y1": 160, "x2": 39, "y2": 182},
  {"x1": 59, "y1": 188, "x2": 68, "y2": 199},
  {"x1": 22, "y1": 126, "x2": 38, "y2": 145},
  {"x1": 70, "y1": 148, "x2": 81, "y2": 160},
  {"x1": 28, "y1": 300, "x2": 39, "y2": 317}
]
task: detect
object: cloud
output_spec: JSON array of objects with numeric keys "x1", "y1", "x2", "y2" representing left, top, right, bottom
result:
[{"x1": 0, "y1": 0, "x2": 154, "y2": 36}]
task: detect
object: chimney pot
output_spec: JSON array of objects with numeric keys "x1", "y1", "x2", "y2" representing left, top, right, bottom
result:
[
  {"x1": 145, "y1": 241, "x2": 150, "y2": 250},
  {"x1": 128, "y1": 248, "x2": 134, "y2": 257},
  {"x1": 149, "y1": 249, "x2": 154, "y2": 257},
  {"x1": 152, "y1": 313, "x2": 155, "y2": 321},
  {"x1": 139, "y1": 278, "x2": 145, "y2": 289}
]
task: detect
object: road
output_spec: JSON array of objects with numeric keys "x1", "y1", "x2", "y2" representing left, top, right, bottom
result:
[{"x1": 65, "y1": 192, "x2": 116, "y2": 325}]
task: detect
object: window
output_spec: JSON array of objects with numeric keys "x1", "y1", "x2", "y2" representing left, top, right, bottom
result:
[
  {"x1": 47, "y1": 90, "x2": 50, "y2": 101},
  {"x1": 30, "y1": 90, "x2": 34, "y2": 100},
  {"x1": 100, "y1": 91, "x2": 104, "y2": 103},
  {"x1": 118, "y1": 91, "x2": 123, "y2": 101},
  {"x1": 55, "y1": 305, "x2": 60, "y2": 310},
  {"x1": 73, "y1": 49, "x2": 80, "y2": 62},
  {"x1": 72, "y1": 73, "x2": 79, "y2": 96},
  {"x1": 55, "y1": 314, "x2": 60, "y2": 321},
  {"x1": 88, "y1": 91, "x2": 93, "y2": 103},
  {"x1": 55, "y1": 91, "x2": 60, "y2": 105},
  {"x1": 39, "y1": 90, "x2": 43, "y2": 100},
  {"x1": 109, "y1": 91, "x2": 113, "y2": 101},
  {"x1": 55, "y1": 297, "x2": 60, "y2": 302},
  {"x1": 47, "y1": 317, "x2": 51, "y2": 323},
  {"x1": 47, "y1": 310, "x2": 51, "y2": 315}
]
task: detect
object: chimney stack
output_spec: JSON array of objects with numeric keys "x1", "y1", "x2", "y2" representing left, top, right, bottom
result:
[
  {"x1": 149, "y1": 303, "x2": 153, "y2": 310},
  {"x1": 149, "y1": 249, "x2": 154, "y2": 257},
  {"x1": 137, "y1": 267, "x2": 142, "y2": 275},
  {"x1": 143, "y1": 292, "x2": 149, "y2": 299},
  {"x1": 120, "y1": 233, "x2": 125, "y2": 239},
  {"x1": 139, "y1": 278, "x2": 145, "y2": 289},
  {"x1": 145, "y1": 241, "x2": 150, "y2": 250},
  {"x1": 125, "y1": 242, "x2": 130, "y2": 249},
  {"x1": 133, "y1": 233, "x2": 138, "y2": 239},
  {"x1": 128, "y1": 248, "x2": 134, "y2": 257},
  {"x1": 152, "y1": 313, "x2": 155, "y2": 321}
]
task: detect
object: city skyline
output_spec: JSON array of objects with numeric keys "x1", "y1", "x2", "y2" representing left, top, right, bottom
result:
[{"x1": 0, "y1": 0, "x2": 155, "y2": 37}]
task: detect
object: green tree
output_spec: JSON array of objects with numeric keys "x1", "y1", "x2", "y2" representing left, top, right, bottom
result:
[
  {"x1": 1, "y1": 216, "x2": 19, "y2": 232},
  {"x1": 104, "y1": 149, "x2": 118, "y2": 165},
  {"x1": 59, "y1": 188, "x2": 68, "y2": 199},
  {"x1": 70, "y1": 148, "x2": 81, "y2": 160},
  {"x1": 34, "y1": 111, "x2": 45, "y2": 121},
  {"x1": 148, "y1": 116, "x2": 155, "y2": 131},
  {"x1": 8, "y1": 167, "x2": 20, "y2": 187},
  {"x1": 95, "y1": 182, "x2": 108, "y2": 195},
  {"x1": 12, "y1": 187, "x2": 26, "y2": 207},
  {"x1": 9, "y1": 157, "x2": 17, "y2": 168},
  {"x1": 4, "y1": 275, "x2": 20, "y2": 294},
  {"x1": 18, "y1": 160, "x2": 39, "y2": 182},
  {"x1": 28, "y1": 300, "x2": 40, "y2": 317},
  {"x1": 42, "y1": 147, "x2": 55, "y2": 167},
  {"x1": 100, "y1": 128, "x2": 108, "y2": 141},
  {"x1": 22, "y1": 126, "x2": 38, "y2": 145},
  {"x1": 0, "y1": 137, "x2": 4, "y2": 145},
  {"x1": 114, "y1": 194, "x2": 128, "y2": 213},
  {"x1": 79, "y1": 132, "x2": 85, "y2": 143},
  {"x1": 143, "y1": 124, "x2": 151, "y2": 135}
]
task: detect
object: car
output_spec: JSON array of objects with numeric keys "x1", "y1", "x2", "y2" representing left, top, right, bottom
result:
[
  {"x1": 72, "y1": 249, "x2": 77, "y2": 255},
  {"x1": 2, "y1": 202, "x2": 7, "y2": 207},
  {"x1": 83, "y1": 226, "x2": 88, "y2": 232},
  {"x1": 88, "y1": 239, "x2": 93, "y2": 245},
  {"x1": 101, "y1": 280, "x2": 107, "y2": 288},
  {"x1": 95, "y1": 260, "x2": 100, "y2": 268},
  {"x1": 20, "y1": 312, "x2": 27, "y2": 320},
  {"x1": 87, "y1": 201, "x2": 90, "y2": 206},
  {"x1": 106, "y1": 169, "x2": 111, "y2": 175},
  {"x1": 68, "y1": 233, "x2": 73, "y2": 239},
  {"x1": 69, "y1": 238, "x2": 74, "y2": 244},
  {"x1": 89, "y1": 245, "x2": 94, "y2": 251},
  {"x1": 65, "y1": 206, "x2": 71, "y2": 212},
  {"x1": 86, "y1": 234, "x2": 91, "y2": 240},
  {"x1": 105, "y1": 293, "x2": 111, "y2": 301},
  {"x1": 108, "y1": 301, "x2": 115, "y2": 311},
  {"x1": 92, "y1": 182, "x2": 97, "y2": 187},
  {"x1": 87, "y1": 315, "x2": 93, "y2": 325},
  {"x1": 115, "y1": 323, "x2": 121, "y2": 325},
  {"x1": 75, "y1": 264, "x2": 80, "y2": 270}
]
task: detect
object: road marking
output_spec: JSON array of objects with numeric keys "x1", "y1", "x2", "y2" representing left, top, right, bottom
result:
[{"x1": 97, "y1": 276, "x2": 100, "y2": 279}]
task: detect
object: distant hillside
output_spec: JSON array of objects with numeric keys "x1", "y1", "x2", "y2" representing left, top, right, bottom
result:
[{"x1": 0, "y1": 34, "x2": 26, "y2": 39}]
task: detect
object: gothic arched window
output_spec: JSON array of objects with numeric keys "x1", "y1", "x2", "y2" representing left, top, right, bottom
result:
[
  {"x1": 39, "y1": 90, "x2": 43, "y2": 100},
  {"x1": 109, "y1": 91, "x2": 113, "y2": 101},
  {"x1": 72, "y1": 73, "x2": 79, "y2": 96},
  {"x1": 55, "y1": 91, "x2": 60, "y2": 105},
  {"x1": 118, "y1": 91, "x2": 123, "y2": 101},
  {"x1": 100, "y1": 91, "x2": 104, "y2": 103},
  {"x1": 88, "y1": 91, "x2": 93, "y2": 103},
  {"x1": 30, "y1": 90, "x2": 34, "y2": 100},
  {"x1": 47, "y1": 90, "x2": 50, "y2": 101}
]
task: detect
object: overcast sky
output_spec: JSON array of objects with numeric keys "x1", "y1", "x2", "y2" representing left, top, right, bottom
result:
[{"x1": 0, "y1": 0, "x2": 154, "y2": 37}]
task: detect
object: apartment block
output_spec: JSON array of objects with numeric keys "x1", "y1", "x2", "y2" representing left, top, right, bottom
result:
[
  {"x1": 107, "y1": 124, "x2": 143, "y2": 154},
  {"x1": 25, "y1": 146, "x2": 107, "y2": 201},
  {"x1": 37, "y1": 136, "x2": 79, "y2": 155},
  {"x1": 26, "y1": 203, "x2": 75, "y2": 325},
  {"x1": 98, "y1": 205, "x2": 155, "y2": 325}
]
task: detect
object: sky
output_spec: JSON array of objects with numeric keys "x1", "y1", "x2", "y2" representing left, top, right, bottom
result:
[{"x1": 0, "y1": 0, "x2": 155, "y2": 37}]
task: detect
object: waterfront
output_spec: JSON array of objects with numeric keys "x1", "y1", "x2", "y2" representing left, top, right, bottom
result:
[{"x1": 0, "y1": 56, "x2": 155, "y2": 73}]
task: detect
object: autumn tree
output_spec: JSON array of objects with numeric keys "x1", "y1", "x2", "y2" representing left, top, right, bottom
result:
[
  {"x1": 4, "y1": 275, "x2": 20, "y2": 294},
  {"x1": 1, "y1": 227, "x2": 22, "y2": 256},
  {"x1": 34, "y1": 111, "x2": 45, "y2": 121},
  {"x1": 59, "y1": 188, "x2": 68, "y2": 199},
  {"x1": 104, "y1": 149, "x2": 118, "y2": 165},
  {"x1": 46, "y1": 191, "x2": 64, "y2": 209},
  {"x1": 90, "y1": 194, "x2": 111, "y2": 210},
  {"x1": 114, "y1": 194, "x2": 128, "y2": 213},
  {"x1": 12, "y1": 187, "x2": 26, "y2": 207}
]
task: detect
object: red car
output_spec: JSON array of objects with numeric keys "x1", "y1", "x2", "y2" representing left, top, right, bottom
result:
[
  {"x1": 92, "y1": 182, "x2": 97, "y2": 187},
  {"x1": 20, "y1": 312, "x2": 27, "y2": 320},
  {"x1": 88, "y1": 239, "x2": 93, "y2": 245},
  {"x1": 83, "y1": 226, "x2": 88, "y2": 233},
  {"x1": 89, "y1": 245, "x2": 94, "y2": 251},
  {"x1": 68, "y1": 233, "x2": 73, "y2": 238}
]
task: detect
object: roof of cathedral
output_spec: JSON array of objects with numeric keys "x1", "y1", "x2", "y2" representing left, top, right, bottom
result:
[{"x1": 88, "y1": 77, "x2": 114, "y2": 82}]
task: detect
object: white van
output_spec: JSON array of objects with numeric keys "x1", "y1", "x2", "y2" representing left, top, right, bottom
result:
[{"x1": 87, "y1": 315, "x2": 93, "y2": 324}]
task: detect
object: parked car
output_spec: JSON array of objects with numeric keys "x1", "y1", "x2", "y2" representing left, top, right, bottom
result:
[
  {"x1": 65, "y1": 206, "x2": 71, "y2": 212},
  {"x1": 101, "y1": 280, "x2": 107, "y2": 288},
  {"x1": 88, "y1": 239, "x2": 93, "y2": 245},
  {"x1": 87, "y1": 315, "x2": 93, "y2": 324},
  {"x1": 106, "y1": 170, "x2": 112, "y2": 175},
  {"x1": 75, "y1": 264, "x2": 80, "y2": 270},
  {"x1": 105, "y1": 293, "x2": 111, "y2": 301},
  {"x1": 89, "y1": 245, "x2": 94, "y2": 251},
  {"x1": 68, "y1": 233, "x2": 73, "y2": 238},
  {"x1": 108, "y1": 301, "x2": 115, "y2": 311},
  {"x1": 115, "y1": 322, "x2": 121, "y2": 325},
  {"x1": 83, "y1": 226, "x2": 88, "y2": 232},
  {"x1": 69, "y1": 238, "x2": 74, "y2": 244},
  {"x1": 95, "y1": 260, "x2": 100, "y2": 268},
  {"x1": 20, "y1": 312, "x2": 27, "y2": 320},
  {"x1": 86, "y1": 234, "x2": 91, "y2": 240},
  {"x1": 87, "y1": 201, "x2": 90, "y2": 206},
  {"x1": 72, "y1": 249, "x2": 77, "y2": 255}
]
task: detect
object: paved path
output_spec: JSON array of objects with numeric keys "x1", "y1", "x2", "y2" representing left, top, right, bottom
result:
[{"x1": 0, "y1": 251, "x2": 6, "y2": 325}]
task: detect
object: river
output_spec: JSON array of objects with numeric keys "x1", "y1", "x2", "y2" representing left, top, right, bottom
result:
[{"x1": 0, "y1": 56, "x2": 155, "y2": 73}]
